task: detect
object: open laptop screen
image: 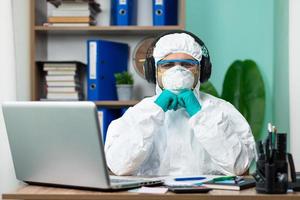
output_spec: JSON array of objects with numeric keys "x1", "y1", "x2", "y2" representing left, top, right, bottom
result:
[{"x1": 2, "y1": 102, "x2": 111, "y2": 189}]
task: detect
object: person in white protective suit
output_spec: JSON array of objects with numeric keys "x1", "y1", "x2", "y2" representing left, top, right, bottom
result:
[{"x1": 105, "y1": 30, "x2": 257, "y2": 176}]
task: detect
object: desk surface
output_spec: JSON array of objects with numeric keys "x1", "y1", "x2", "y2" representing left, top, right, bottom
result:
[{"x1": 2, "y1": 185, "x2": 300, "y2": 200}]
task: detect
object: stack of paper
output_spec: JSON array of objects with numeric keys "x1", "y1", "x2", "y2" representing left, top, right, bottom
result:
[
  {"x1": 46, "y1": 0, "x2": 101, "y2": 26},
  {"x1": 40, "y1": 61, "x2": 86, "y2": 101}
]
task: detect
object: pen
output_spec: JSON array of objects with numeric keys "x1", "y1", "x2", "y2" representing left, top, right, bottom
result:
[
  {"x1": 268, "y1": 123, "x2": 273, "y2": 162},
  {"x1": 272, "y1": 126, "x2": 277, "y2": 149},
  {"x1": 265, "y1": 137, "x2": 270, "y2": 162},
  {"x1": 174, "y1": 176, "x2": 206, "y2": 181},
  {"x1": 212, "y1": 176, "x2": 236, "y2": 182},
  {"x1": 257, "y1": 141, "x2": 265, "y2": 160}
]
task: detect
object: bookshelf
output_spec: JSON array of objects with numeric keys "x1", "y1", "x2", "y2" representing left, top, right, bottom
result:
[
  {"x1": 34, "y1": 26, "x2": 185, "y2": 34},
  {"x1": 30, "y1": 0, "x2": 186, "y2": 106}
]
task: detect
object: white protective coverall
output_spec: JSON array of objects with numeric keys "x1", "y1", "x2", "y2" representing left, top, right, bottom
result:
[{"x1": 104, "y1": 33, "x2": 257, "y2": 176}]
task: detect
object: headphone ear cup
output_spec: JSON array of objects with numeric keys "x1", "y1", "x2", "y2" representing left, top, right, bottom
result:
[
  {"x1": 148, "y1": 56, "x2": 156, "y2": 83},
  {"x1": 143, "y1": 56, "x2": 156, "y2": 83},
  {"x1": 200, "y1": 57, "x2": 212, "y2": 83},
  {"x1": 143, "y1": 58, "x2": 150, "y2": 82}
]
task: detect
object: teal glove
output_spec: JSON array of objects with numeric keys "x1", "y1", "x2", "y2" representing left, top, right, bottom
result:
[
  {"x1": 178, "y1": 90, "x2": 201, "y2": 117},
  {"x1": 155, "y1": 90, "x2": 178, "y2": 112}
]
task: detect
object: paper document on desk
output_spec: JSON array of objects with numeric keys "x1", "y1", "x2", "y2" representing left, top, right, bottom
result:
[{"x1": 129, "y1": 186, "x2": 168, "y2": 194}]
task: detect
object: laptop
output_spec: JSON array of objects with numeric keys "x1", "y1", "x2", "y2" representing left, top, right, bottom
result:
[{"x1": 2, "y1": 101, "x2": 162, "y2": 190}]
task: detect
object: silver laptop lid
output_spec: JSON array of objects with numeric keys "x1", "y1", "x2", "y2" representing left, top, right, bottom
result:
[{"x1": 2, "y1": 101, "x2": 111, "y2": 189}]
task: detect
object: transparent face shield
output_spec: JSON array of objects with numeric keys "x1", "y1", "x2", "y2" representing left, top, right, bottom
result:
[{"x1": 156, "y1": 59, "x2": 200, "y2": 90}]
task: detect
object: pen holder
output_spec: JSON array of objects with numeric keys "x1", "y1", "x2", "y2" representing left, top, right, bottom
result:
[{"x1": 255, "y1": 159, "x2": 288, "y2": 194}]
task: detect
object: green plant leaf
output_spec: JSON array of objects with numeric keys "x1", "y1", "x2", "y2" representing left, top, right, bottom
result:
[
  {"x1": 114, "y1": 71, "x2": 134, "y2": 85},
  {"x1": 221, "y1": 60, "x2": 265, "y2": 140},
  {"x1": 200, "y1": 81, "x2": 219, "y2": 97}
]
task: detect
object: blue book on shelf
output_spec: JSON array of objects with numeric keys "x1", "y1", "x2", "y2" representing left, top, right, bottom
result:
[
  {"x1": 152, "y1": 0, "x2": 178, "y2": 26},
  {"x1": 110, "y1": 0, "x2": 138, "y2": 25},
  {"x1": 87, "y1": 40, "x2": 129, "y2": 101}
]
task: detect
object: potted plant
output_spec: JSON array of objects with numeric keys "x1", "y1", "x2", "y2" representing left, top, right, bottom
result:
[{"x1": 114, "y1": 71, "x2": 134, "y2": 100}]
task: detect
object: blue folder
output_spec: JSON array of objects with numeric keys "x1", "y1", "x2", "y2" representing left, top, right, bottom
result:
[
  {"x1": 98, "y1": 108, "x2": 121, "y2": 143},
  {"x1": 87, "y1": 40, "x2": 129, "y2": 101},
  {"x1": 153, "y1": 0, "x2": 178, "y2": 26},
  {"x1": 110, "y1": 0, "x2": 137, "y2": 25}
]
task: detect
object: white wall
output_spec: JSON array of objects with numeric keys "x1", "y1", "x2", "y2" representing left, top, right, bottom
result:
[
  {"x1": 12, "y1": 0, "x2": 31, "y2": 101},
  {"x1": 289, "y1": 0, "x2": 300, "y2": 170},
  {"x1": 0, "y1": 0, "x2": 20, "y2": 195}
]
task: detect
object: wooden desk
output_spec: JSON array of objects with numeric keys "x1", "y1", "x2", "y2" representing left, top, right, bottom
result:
[{"x1": 2, "y1": 185, "x2": 300, "y2": 200}]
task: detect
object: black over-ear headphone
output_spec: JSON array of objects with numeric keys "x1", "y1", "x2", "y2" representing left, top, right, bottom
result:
[{"x1": 143, "y1": 30, "x2": 212, "y2": 84}]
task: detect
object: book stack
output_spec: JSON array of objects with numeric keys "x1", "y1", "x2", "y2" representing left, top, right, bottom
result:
[
  {"x1": 203, "y1": 177, "x2": 256, "y2": 191},
  {"x1": 39, "y1": 61, "x2": 86, "y2": 101},
  {"x1": 46, "y1": 0, "x2": 101, "y2": 27}
]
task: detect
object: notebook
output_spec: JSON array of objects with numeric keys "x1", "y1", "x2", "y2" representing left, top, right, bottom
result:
[{"x1": 203, "y1": 178, "x2": 256, "y2": 191}]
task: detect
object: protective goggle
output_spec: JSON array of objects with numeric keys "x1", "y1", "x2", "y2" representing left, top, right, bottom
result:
[{"x1": 157, "y1": 59, "x2": 200, "y2": 70}]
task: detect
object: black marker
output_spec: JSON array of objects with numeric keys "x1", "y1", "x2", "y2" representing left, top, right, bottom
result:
[{"x1": 257, "y1": 141, "x2": 265, "y2": 160}]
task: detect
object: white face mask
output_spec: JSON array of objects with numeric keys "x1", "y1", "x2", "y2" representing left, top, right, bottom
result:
[{"x1": 162, "y1": 65, "x2": 195, "y2": 94}]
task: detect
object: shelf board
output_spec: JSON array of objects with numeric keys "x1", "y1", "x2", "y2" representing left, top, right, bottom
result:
[
  {"x1": 94, "y1": 100, "x2": 139, "y2": 108},
  {"x1": 34, "y1": 25, "x2": 185, "y2": 34}
]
